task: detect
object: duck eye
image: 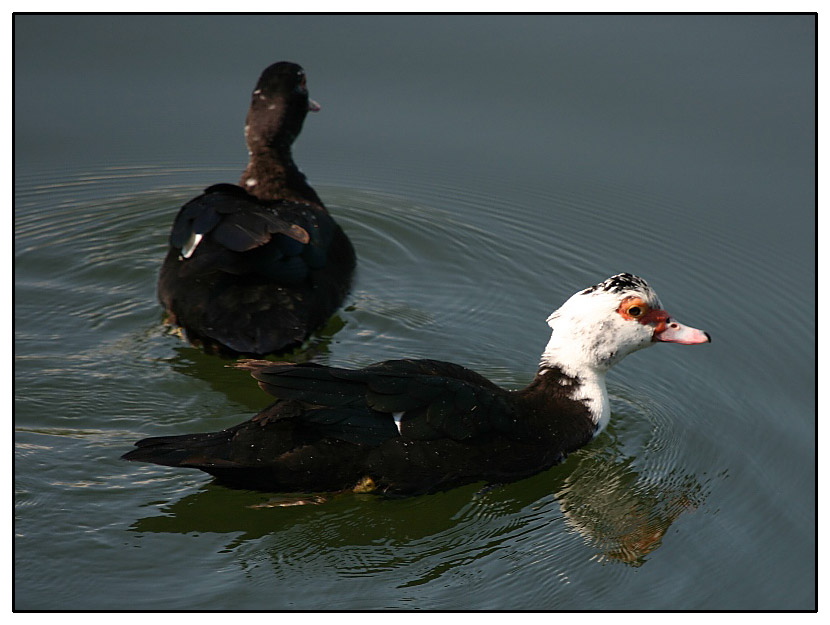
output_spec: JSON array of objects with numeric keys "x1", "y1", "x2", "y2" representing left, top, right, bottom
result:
[{"x1": 616, "y1": 296, "x2": 649, "y2": 320}]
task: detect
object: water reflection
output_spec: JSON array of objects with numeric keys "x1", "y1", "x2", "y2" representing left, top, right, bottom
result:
[
  {"x1": 557, "y1": 440, "x2": 711, "y2": 567},
  {"x1": 127, "y1": 423, "x2": 710, "y2": 580},
  {"x1": 160, "y1": 314, "x2": 348, "y2": 411}
]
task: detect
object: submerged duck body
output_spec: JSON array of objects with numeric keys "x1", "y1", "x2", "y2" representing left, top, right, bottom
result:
[
  {"x1": 158, "y1": 62, "x2": 355, "y2": 356},
  {"x1": 126, "y1": 274, "x2": 710, "y2": 495}
]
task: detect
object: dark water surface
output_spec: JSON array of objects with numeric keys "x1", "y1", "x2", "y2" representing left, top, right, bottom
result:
[{"x1": 14, "y1": 15, "x2": 815, "y2": 610}]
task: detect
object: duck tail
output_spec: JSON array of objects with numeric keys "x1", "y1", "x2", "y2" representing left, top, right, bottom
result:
[{"x1": 121, "y1": 430, "x2": 233, "y2": 468}]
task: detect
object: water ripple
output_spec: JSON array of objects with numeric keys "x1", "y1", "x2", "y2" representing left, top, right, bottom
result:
[{"x1": 14, "y1": 162, "x2": 757, "y2": 609}]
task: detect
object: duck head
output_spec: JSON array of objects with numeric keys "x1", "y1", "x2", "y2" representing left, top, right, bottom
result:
[
  {"x1": 244, "y1": 61, "x2": 321, "y2": 153},
  {"x1": 541, "y1": 273, "x2": 710, "y2": 376}
]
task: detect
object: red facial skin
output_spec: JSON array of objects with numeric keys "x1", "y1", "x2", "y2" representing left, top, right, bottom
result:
[{"x1": 617, "y1": 296, "x2": 710, "y2": 345}]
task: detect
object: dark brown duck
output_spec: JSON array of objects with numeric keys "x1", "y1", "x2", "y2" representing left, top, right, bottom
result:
[{"x1": 157, "y1": 62, "x2": 355, "y2": 356}]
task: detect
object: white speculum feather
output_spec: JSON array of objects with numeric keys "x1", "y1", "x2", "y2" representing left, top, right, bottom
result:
[{"x1": 180, "y1": 232, "x2": 203, "y2": 259}]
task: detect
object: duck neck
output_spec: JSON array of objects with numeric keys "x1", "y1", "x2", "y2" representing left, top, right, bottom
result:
[
  {"x1": 241, "y1": 110, "x2": 322, "y2": 205},
  {"x1": 240, "y1": 146, "x2": 322, "y2": 205},
  {"x1": 539, "y1": 338, "x2": 611, "y2": 433}
]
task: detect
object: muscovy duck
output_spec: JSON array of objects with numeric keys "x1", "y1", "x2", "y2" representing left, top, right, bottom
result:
[
  {"x1": 157, "y1": 61, "x2": 356, "y2": 356},
  {"x1": 125, "y1": 274, "x2": 710, "y2": 495}
]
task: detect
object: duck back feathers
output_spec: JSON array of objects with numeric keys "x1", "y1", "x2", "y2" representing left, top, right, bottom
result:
[{"x1": 157, "y1": 62, "x2": 355, "y2": 355}]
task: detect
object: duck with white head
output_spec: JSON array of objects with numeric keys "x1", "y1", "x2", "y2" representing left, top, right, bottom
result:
[
  {"x1": 540, "y1": 273, "x2": 710, "y2": 433},
  {"x1": 125, "y1": 273, "x2": 710, "y2": 496}
]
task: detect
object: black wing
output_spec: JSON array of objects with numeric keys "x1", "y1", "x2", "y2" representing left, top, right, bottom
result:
[
  {"x1": 241, "y1": 359, "x2": 517, "y2": 444},
  {"x1": 169, "y1": 183, "x2": 337, "y2": 284}
]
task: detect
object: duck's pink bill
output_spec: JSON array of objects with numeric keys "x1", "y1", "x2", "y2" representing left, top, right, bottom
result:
[{"x1": 655, "y1": 320, "x2": 711, "y2": 344}]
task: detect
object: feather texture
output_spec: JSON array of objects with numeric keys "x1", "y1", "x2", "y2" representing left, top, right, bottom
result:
[{"x1": 157, "y1": 63, "x2": 355, "y2": 355}]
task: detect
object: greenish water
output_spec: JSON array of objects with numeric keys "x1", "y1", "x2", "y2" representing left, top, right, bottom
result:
[{"x1": 14, "y1": 15, "x2": 815, "y2": 610}]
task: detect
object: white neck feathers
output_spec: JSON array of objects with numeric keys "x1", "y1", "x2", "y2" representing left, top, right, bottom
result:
[{"x1": 540, "y1": 338, "x2": 611, "y2": 432}]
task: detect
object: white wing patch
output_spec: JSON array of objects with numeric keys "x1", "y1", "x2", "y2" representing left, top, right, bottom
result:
[
  {"x1": 181, "y1": 232, "x2": 203, "y2": 259},
  {"x1": 392, "y1": 411, "x2": 404, "y2": 434}
]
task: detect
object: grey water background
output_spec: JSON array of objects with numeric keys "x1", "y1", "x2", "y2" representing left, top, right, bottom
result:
[{"x1": 14, "y1": 15, "x2": 815, "y2": 610}]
